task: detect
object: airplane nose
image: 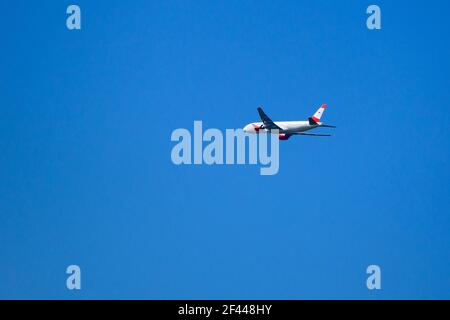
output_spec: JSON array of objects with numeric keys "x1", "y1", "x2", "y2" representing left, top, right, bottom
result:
[{"x1": 243, "y1": 124, "x2": 252, "y2": 133}]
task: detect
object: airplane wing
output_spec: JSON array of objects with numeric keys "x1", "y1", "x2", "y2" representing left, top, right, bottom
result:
[
  {"x1": 291, "y1": 132, "x2": 333, "y2": 136},
  {"x1": 257, "y1": 107, "x2": 282, "y2": 130}
]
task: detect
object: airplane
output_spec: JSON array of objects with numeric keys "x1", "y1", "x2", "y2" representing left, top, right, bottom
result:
[{"x1": 243, "y1": 104, "x2": 336, "y2": 140}]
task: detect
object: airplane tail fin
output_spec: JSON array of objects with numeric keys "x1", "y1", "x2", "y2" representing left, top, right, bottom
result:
[{"x1": 311, "y1": 104, "x2": 326, "y2": 123}]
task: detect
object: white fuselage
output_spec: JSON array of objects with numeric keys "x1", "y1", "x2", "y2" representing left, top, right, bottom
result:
[{"x1": 243, "y1": 120, "x2": 322, "y2": 134}]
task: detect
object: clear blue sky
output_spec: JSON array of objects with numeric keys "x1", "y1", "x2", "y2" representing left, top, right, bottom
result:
[{"x1": 1, "y1": 0, "x2": 449, "y2": 299}]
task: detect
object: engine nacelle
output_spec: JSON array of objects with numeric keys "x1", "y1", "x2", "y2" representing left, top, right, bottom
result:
[{"x1": 278, "y1": 133, "x2": 290, "y2": 140}]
